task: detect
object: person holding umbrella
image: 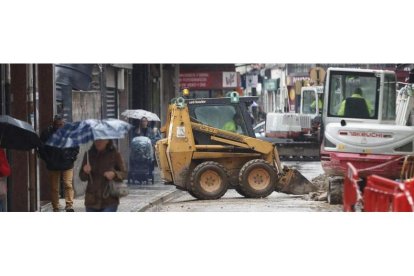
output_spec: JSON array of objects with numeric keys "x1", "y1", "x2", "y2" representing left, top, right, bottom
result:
[
  {"x1": 79, "y1": 139, "x2": 126, "y2": 212},
  {"x1": 0, "y1": 114, "x2": 42, "y2": 212},
  {"x1": 39, "y1": 115, "x2": 79, "y2": 212},
  {"x1": 121, "y1": 109, "x2": 161, "y2": 145},
  {"x1": 132, "y1": 116, "x2": 161, "y2": 182},
  {"x1": 132, "y1": 116, "x2": 161, "y2": 145},
  {"x1": 45, "y1": 118, "x2": 131, "y2": 212}
]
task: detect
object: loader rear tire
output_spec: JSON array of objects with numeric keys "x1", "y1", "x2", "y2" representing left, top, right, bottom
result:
[
  {"x1": 189, "y1": 161, "x2": 229, "y2": 200},
  {"x1": 238, "y1": 159, "x2": 277, "y2": 198},
  {"x1": 187, "y1": 189, "x2": 199, "y2": 199},
  {"x1": 235, "y1": 186, "x2": 247, "y2": 197}
]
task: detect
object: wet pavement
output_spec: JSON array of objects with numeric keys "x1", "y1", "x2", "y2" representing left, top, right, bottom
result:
[
  {"x1": 146, "y1": 189, "x2": 341, "y2": 212},
  {"x1": 40, "y1": 169, "x2": 180, "y2": 212},
  {"x1": 146, "y1": 161, "x2": 341, "y2": 212},
  {"x1": 41, "y1": 161, "x2": 337, "y2": 212}
]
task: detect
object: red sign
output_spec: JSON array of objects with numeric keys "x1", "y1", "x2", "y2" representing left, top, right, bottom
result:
[{"x1": 179, "y1": 71, "x2": 239, "y2": 89}]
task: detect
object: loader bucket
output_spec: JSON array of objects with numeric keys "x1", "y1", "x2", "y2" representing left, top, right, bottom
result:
[{"x1": 275, "y1": 167, "x2": 318, "y2": 195}]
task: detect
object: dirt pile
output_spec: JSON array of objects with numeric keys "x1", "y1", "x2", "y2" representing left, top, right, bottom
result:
[{"x1": 303, "y1": 173, "x2": 329, "y2": 201}]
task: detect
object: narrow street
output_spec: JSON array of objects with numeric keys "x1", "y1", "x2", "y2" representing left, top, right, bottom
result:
[
  {"x1": 146, "y1": 161, "x2": 341, "y2": 212},
  {"x1": 3, "y1": 6, "x2": 410, "y2": 276},
  {"x1": 146, "y1": 190, "x2": 341, "y2": 212}
]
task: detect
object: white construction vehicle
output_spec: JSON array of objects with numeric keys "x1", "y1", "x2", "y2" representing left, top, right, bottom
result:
[
  {"x1": 257, "y1": 84, "x2": 322, "y2": 160},
  {"x1": 265, "y1": 86, "x2": 311, "y2": 138},
  {"x1": 299, "y1": 85, "x2": 324, "y2": 142},
  {"x1": 320, "y1": 67, "x2": 414, "y2": 204},
  {"x1": 300, "y1": 85, "x2": 324, "y2": 118},
  {"x1": 396, "y1": 83, "x2": 414, "y2": 126}
]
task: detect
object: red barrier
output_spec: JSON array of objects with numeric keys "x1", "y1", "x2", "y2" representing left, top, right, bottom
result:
[
  {"x1": 364, "y1": 175, "x2": 397, "y2": 211},
  {"x1": 343, "y1": 160, "x2": 414, "y2": 212},
  {"x1": 364, "y1": 175, "x2": 414, "y2": 212}
]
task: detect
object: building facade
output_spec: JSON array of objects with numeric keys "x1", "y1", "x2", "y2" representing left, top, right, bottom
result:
[{"x1": 0, "y1": 63, "x2": 178, "y2": 211}]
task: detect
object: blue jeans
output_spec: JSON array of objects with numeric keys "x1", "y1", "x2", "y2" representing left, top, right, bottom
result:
[{"x1": 85, "y1": 205, "x2": 118, "y2": 212}]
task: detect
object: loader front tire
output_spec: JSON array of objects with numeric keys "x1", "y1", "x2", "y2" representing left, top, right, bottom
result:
[
  {"x1": 189, "y1": 161, "x2": 229, "y2": 200},
  {"x1": 238, "y1": 159, "x2": 277, "y2": 198}
]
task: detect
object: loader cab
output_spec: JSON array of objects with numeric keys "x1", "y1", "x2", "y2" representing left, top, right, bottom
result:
[
  {"x1": 187, "y1": 96, "x2": 257, "y2": 139},
  {"x1": 323, "y1": 68, "x2": 396, "y2": 125},
  {"x1": 300, "y1": 86, "x2": 324, "y2": 118}
]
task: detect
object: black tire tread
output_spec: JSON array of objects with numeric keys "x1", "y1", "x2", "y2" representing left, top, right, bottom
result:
[
  {"x1": 189, "y1": 161, "x2": 229, "y2": 200},
  {"x1": 238, "y1": 159, "x2": 277, "y2": 198}
]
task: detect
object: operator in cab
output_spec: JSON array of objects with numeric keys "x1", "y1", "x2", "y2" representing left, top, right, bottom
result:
[
  {"x1": 310, "y1": 95, "x2": 323, "y2": 113},
  {"x1": 337, "y1": 87, "x2": 374, "y2": 117},
  {"x1": 223, "y1": 113, "x2": 243, "y2": 133}
]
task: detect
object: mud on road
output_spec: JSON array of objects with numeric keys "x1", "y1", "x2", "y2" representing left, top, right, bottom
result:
[{"x1": 145, "y1": 161, "x2": 338, "y2": 212}]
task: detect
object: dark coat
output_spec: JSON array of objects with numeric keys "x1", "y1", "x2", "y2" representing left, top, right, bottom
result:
[
  {"x1": 79, "y1": 145, "x2": 126, "y2": 210},
  {"x1": 133, "y1": 126, "x2": 161, "y2": 146},
  {"x1": 39, "y1": 126, "x2": 79, "y2": 171}
]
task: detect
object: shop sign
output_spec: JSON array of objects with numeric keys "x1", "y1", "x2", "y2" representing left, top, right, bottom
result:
[
  {"x1": 180, "y1": 72, "x2": 213, "y2": 89},
  {"x1": 222, "y1": 72, "x2": 237, "y2": 87},
  {"x1": 180, "y1": 71, "x2": 239, "y2": 89},
  {"x1": 246, "y1": 74, "x2": 258, "y2": 88}
]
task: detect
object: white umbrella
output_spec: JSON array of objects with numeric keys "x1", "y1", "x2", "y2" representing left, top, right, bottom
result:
[{"x1": 121, "y1": 109, "x2": 160, "y2": 121}]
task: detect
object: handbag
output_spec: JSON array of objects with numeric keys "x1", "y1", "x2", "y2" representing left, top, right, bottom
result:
[{"x1": 103, "y1": 180, "x2": 129, "y2": 198}]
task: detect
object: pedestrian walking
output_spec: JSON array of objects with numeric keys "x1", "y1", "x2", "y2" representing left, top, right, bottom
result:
[
  {"x1": 39, "y1": 115, "x2": 79, "y2": 212},
  {"x1": 79, "y1": 139, "x2": 126, "y2": 212},
  {"x1": 132, "y1": 117, "x2": 161, "y2": 145},
  {"x1": 132, "y1": 117, "x2": 161, "y2": 178}
]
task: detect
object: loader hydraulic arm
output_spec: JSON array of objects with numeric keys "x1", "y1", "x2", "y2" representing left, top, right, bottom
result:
[
  {"x1": 190, "y1": 121, "x2": 284, "y2": 172},
  {"x1": 190, "y1": 122, "x2": 271, "y2": 153}
]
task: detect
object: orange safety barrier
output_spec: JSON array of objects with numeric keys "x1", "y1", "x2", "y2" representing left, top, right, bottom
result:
[
  {"x1": 343, "y1": 159, "x2": 414, "y2": 212},
  {"x1": 364, "y1": 176, "x2": 414, "y2": 212}
]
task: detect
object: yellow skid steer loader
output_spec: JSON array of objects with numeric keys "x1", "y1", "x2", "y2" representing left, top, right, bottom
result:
[{"x1": 155, "y1": 94, "x2": 316, "y2": 200}]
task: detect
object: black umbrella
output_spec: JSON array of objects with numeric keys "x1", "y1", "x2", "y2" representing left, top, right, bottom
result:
[{"x1": 0, "y1": 115, "x2": 41, "y2": 150}]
